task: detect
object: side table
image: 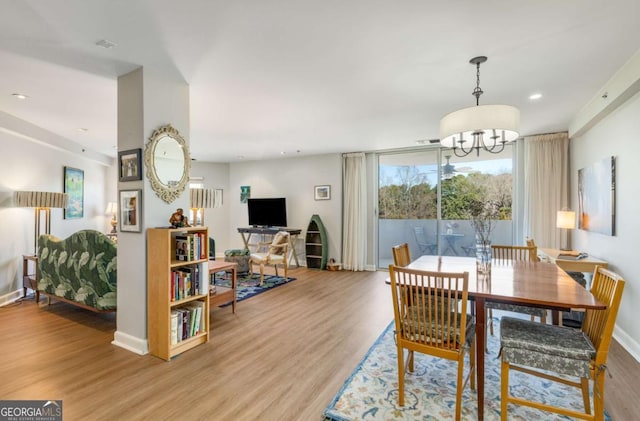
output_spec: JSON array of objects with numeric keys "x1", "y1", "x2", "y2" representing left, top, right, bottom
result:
[
  {"x1": 208, "y1": 260, "x2": 237, "y2": 314},
  {"x1": 22, "y1": 254, "x2": 39, "y2": 303}
]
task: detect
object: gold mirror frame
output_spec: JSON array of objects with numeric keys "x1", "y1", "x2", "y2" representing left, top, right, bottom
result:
[{"x1": 143, "y1": 124, "x2": 191, "y2": 204}]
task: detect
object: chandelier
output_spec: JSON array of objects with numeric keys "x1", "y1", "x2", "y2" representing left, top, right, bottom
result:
[{"x1": 439, "y1": 56, "x2": 520, "y2": 157}]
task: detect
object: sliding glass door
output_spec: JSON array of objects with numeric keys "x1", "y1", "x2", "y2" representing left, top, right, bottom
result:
[{"x1": 378, "y1": 147, "x2": 513, "y2": 268}]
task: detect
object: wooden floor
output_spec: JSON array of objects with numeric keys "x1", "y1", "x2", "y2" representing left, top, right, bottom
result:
[{"x1": 1, "y1": 267, "x2": 638, "y2": 420}]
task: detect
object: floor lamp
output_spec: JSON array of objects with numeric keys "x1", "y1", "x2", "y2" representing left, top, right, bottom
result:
[
  {"x1": 556, "y1": 209, "x2": 576, "y2": 251},
  {"x1": 14, "y1": 191, "x2": 69, "y2": 254},
  {"x1": 189, "y1": 188, "x2": 217, "y2": 226}
]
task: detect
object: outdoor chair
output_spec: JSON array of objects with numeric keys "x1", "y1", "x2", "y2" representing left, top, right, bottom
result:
[
  {"x1": 413, "y1": 227, "x2": 437, "y2": 255},
  {"x1": 499, "y1": 266, "x2": 625, "y2": 421},
  {"x1": 389, "y1": 265, "x2": 475, "y2": 421}
]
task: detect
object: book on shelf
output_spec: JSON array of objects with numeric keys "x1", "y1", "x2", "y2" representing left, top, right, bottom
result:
[
  {"x1": 175, "y1": 235, "x2": 190, "y2": 261},
  {"x1": 174, "y1": 232, "x2": 206, "y2": 261},
  {"x1": 170, "y1": 303, "x2": 206, "y2": 344},
  {"x1": 170, "y1": 310, "x2": 179, "y2": 345}
]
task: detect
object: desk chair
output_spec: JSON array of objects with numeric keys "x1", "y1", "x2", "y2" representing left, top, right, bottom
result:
[
  {"x1": 500, "y1": 266, "x2": 625, "y2": 420},
  {"x1": 389, "y1": 265, "x2": 475, "y2": 421}
]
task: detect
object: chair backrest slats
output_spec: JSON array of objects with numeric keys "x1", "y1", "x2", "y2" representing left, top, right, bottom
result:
[
  {"x1": 583, "y1": 266, "x2": 625, "y2": 365},
  {"x1": 389, "y1": 265, "x2": 469, "y2": 352},
  {"x1": 491, "y1": 244, "x2": 538, "y2": 264}
]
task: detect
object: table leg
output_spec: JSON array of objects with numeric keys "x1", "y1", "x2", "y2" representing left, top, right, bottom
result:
[
  {"x1": 288, "y1": 233, "x2": 300, "y2": 268},
  {"x1": 240, "y1": 232, "x2": 250, "y2": 249},
  {"x1": 475, "y1": 297, "x2": 486, "y2": 421},
  {"x1": 231, "y1": 266, "x2": 237, "y2": 314}
]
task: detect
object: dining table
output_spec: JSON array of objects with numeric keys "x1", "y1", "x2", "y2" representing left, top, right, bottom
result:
[{"x1": 404, "y1": 255, "x2": 606, "y2": 421}]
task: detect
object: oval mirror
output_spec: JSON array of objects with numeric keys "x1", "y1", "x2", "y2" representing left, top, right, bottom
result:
[{"x1": 144, "y1": 124, "x2": 191, "y2": 204}]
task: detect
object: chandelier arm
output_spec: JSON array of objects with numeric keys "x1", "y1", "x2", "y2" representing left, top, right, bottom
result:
[
  {"x1": 452, "y1": 146, "x2": 472, "y2": 158},
  {"x1": 482, "y1": 140, "x2": 506, "y2": 154}
]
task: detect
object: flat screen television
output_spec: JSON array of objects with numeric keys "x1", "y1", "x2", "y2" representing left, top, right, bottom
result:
[{"x1": 247, "y1": 198, "x2": 287, "y2": 227}]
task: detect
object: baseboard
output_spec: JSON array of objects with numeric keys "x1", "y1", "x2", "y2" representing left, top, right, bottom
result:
[
  {"x1": 112, "y1": 330, "x2": 149, "y2": 356},
  {"x1": 614, "y1": 325, "x2": 640, "y2": 363},
  {"x1": 0, "y1": 289, "x2": 24, "y2": 307}
]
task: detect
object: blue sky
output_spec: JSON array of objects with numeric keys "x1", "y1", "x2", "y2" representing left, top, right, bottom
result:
[{"x1": 379, "y1": 158, "x2": 512, "y2": 187}]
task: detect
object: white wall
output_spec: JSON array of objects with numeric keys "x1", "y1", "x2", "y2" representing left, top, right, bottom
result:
[
  {"x1": 571, "y1": 90, "x2": 640, "y2": 361},
  {"x1": 0, "y1": 131, "x2": 114, "y2": 304},
  {"x1": 190, "y1": 161, "x2": 230, "y2": 258},
  {"x1": 227, "y1": 154, "x2": 343, "y2": 264}
]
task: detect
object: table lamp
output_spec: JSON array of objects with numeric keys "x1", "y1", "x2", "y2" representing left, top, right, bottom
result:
[
  {"x1": 556, "y1": 209, "x2": 576, "y2": 251},
  {"x1": 105, "y1": 202, "x2": 118, "y2": 233},
  {"x1": 189, "y1": 188, "x2": 217, "y2": 226},
  {"x1": 14, "y1": 191, "x2": 69, "y2": 254}
]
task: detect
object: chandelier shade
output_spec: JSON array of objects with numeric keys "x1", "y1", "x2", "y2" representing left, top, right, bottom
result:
[
  {"x1": 439, "y1": 56, "x2": 520, "y2": 157},
  {"x1": 439, "y1": 104, "x2": 520, "y2": 148}
]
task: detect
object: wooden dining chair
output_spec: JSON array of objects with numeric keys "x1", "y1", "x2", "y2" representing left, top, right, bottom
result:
[
  {"x1": 525, "y1": 238, "x2": 541, "y2": 261},
  {"x1": 392, "y1": 243, "x2": 412, "y2": 267},
  {"x1": 389, "y1": 265, "x2": 476, "y2": 421},
  {"x1": 487, "y1": 244, "x2": 547, "y2": 335},
  {"x1": 499, "y1": 266, "x2": 625, "y2": 421}
]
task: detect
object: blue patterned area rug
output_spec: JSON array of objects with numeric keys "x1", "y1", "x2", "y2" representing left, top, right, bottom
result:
[
  {"x1": 324, "y1": 319, "x2": 612, "y2": 421},
  {"x1": 213, "y1": 272, "x2": 296, "y2": 304}
]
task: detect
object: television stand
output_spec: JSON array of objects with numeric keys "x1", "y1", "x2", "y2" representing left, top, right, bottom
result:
[{"x1": 237, "y1": 227, "x2": 302, "y2": 267}]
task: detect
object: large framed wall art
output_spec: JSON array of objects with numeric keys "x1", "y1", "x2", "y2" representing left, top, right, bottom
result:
[
  {"x1": 577, "y1": 156, "x2": 615, "y2": 236},
  {"x1": 64, "y1": 166, "x2": 84, "y2": 219}
]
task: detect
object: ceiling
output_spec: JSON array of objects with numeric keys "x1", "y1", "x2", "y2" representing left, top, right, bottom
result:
[{"x1": 1, "y1": 0, "x2": 639, "y2": 163}]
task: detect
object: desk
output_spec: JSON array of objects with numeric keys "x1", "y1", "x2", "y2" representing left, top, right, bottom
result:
[
  {"x1": 539, "y1": 248, "x2": 608, "y2": 273},
  {"x1": 405, "y1": 256, "x2": 605, "y2": 421},
  {"x1": 209, "y1": 260, "x2": 237, "y2": 313},
  {"x1": 441, "y1": 233, "x2": 464, "y2": 255},
  {"x1": 237, "y1": 227, "x2": 302, "y2": 267}
]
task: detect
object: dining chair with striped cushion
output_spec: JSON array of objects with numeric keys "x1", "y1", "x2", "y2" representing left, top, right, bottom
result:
[
  {"x1": 389, "y1": 264, "x2": 476, "y2": 421},
  {"x1": 500, "y1": 266, "x2": 624, "y2": 420}
]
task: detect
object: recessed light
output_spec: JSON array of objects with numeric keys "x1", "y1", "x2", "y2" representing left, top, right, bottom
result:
[
  {"x1": 96, "y1": 39, "x2": 117, "y2": 49},
  {"x1": 12, "y1": 93, "x2": 29, "y2": 100},
  {"x1": 236, "y1": 155, "x2": 245, "y2": 160},
  {"x1": 529, "y1": 93, "x2": 543, "y2": 100},
  {"x1": 76, "y1": 128, "x2": 88, "y2": 132},
  {"x1": 280, "y1": 151, "x2": 286, "y2": 155}
]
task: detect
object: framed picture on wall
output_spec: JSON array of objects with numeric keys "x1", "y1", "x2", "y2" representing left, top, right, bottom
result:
[
  {"x1": 118, "y1": 148, "x2": 142, "y2": 182},
  {"x1": 578, "y1": 156, "x2": 616, "y2": 235},
  {"x1": 64, "y1": 166, "x2": 84, "y2": 219},
  {"x1": 240, "y1": 186, "x2": 250, "y2": 204},
  {"x1": 120, "y1": 189, "x2": 142, "y2": 232},
  {"x1": 314, "y1": 185, "x2": 331, "y2": 201}
]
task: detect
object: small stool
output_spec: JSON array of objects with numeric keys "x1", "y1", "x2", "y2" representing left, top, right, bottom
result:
[{"x1": 224, "y1": 249, "x2": 250, "y2": 273}]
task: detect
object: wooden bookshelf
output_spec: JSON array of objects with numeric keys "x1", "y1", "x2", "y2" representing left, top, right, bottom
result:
[{"x1": 147, "y1": 227, "x2": 210, "y2": 361}]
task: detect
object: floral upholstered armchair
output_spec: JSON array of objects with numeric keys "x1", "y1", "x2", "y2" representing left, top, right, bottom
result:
[{"x1": 37, "y1": 230, "x2": 117, "y2": 312}]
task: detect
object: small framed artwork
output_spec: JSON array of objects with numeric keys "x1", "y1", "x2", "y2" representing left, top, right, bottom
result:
[
  {"x1": 120, "y1": 189, "x2": 142, "y2": 232},
  {"x1": 240, "y1": 185, "x2": 251, "y2": 204},
  {"x1": 118, "y1": 148, "x2": 142, "y2": 182},
  {"x1": 64, "y1": 166, "x2": 84, "y2": 219},
  {"x1": 314, "y1": 185, "x2": 331, "y2": 201}
]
